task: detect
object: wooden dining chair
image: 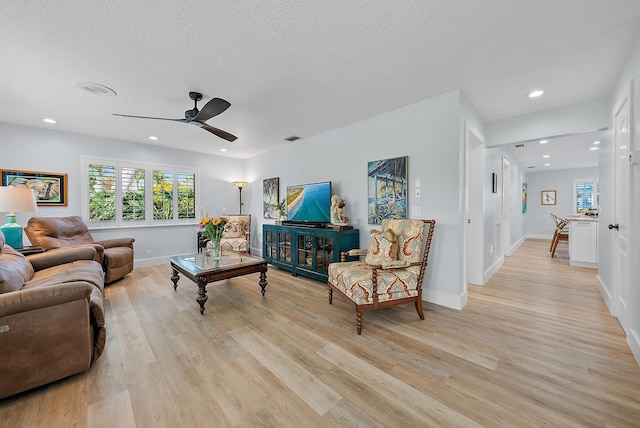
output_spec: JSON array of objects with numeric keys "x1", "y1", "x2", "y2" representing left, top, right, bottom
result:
[{"x1": 550, "y1": 213, "x2": 569, "y2": 258}]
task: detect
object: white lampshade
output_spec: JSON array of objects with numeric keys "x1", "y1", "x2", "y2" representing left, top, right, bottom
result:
[
  {"x1": 0, "y1": 186, "x2": 38, "y2": 214},
  {"x1": 0, "y1": 186, "x2": 38, "y2": 249}
]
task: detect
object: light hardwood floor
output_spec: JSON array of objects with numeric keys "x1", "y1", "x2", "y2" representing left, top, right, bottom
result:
[{"x1": 1, "y1": 239, "x2": 639, "y2": 427}]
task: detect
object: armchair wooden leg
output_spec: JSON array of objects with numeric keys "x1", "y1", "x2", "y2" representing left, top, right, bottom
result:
[
  {"x1": 328, "y1": 287, "x2": 333, "y2": 304},
  {"x1": 356, "y1": 309, "x2": 363, "y2": 335},
  {"x1": 415, "y1": 299, "x2": 425, "y2": 320}
]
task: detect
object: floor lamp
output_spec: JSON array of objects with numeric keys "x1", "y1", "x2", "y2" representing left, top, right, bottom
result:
[
  {"x1": 232, "y1": 181, "x2": 248, "y2": 214},
  {"x1": 0, "y1": 187, "x2": 38, "y2": 249}
]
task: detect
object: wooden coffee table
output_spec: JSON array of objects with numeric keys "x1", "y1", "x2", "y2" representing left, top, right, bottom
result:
[{"x1": 168, "y1": 251, "x2": 268, "y2": 314}]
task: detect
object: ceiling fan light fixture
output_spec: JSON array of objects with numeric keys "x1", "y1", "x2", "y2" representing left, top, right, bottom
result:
[{"x1": 74, "y1": 81, "x2": 117, "y2": 97}]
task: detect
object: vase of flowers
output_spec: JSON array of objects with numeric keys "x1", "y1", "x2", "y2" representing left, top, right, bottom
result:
[
  {"x1": 275, "y1": 199, "x2": 287, "y2": 222},
  {"x1": 199, "y1": 216, "x2": 227, "y2": 259}
]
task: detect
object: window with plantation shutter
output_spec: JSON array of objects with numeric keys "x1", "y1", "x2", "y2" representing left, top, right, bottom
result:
[
  {"x1": 122, "y1": 166, "x2": 145, "y2": 221},
  {"x1": 178, "y1": 172, "x2": 196, "y2": 219},
  {"x1": 88, "y1": 163, "x2": 117, "y2": 222},
  {"x1": 573, "y1": 178, "x2": 599, "y2": 215},
  {"x1": 83, "y1": 157, "x2": 198, "y2": 227}
]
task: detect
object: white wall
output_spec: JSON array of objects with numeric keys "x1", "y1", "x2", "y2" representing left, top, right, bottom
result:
[
  {"x1": 247, "y1": 90, "x2": 471, "y2": 309},
  {"x1": 525, "y1": 167, "x2": 599, "y2": 238},
  {"x1": 0, "y1": 122, "x2": 245, "y2": 266}
]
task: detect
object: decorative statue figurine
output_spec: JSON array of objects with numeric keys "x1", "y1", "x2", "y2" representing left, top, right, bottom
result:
[{"x1": 330, "y1": 195, "x2": 350, "y2": 226}]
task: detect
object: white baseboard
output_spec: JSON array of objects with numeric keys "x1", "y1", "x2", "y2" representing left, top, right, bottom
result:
[
  {"x1": 422, "y1": 288, "x2": 466, "y2": 310},
  {"x1": 510, "y1": 235, "x2": 526, "y2": 253},
  {"x1": 134, "y1": 257, "x2": 167, "y2": 268},
  {"x1": 484, "y1": 255, "x2": 504, "y2": 284},
  {"x1": 595, "y1": 274, "x2": 614, "y2": 315},
  {"x1": 628, "y1": 328, "x2": 640, "y2": 368}
]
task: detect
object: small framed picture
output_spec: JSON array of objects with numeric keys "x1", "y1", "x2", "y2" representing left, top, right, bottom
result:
[{"x1": 541, "y1": 190, "x2": 556, "y2": 205}]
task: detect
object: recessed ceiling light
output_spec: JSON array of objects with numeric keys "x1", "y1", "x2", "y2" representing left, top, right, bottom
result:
[
  {"x1": 544, "y1": 163, "x2": 551, "y2": 166},
  {"x1": 593, "y1": 141, "x2": 600, "y2": 145},
  {"x1": 220, "y1": 148, "x2": 227, "y2": 152},
  {"x1": 542, "y1": 154, "x2": 550, "y2": 158},
  {"x1": 43, "y1": 118, "x2": 57, "y2": 124},
  {"x1": 149, "y1": 136, "x2": 158, "y2": 141},
  {"x1": 527, "y1": 90, "x2": 544, "y2": 98},
  {"x1": 539, "y1": 139, "x2": 549, "y2": 144},
  {"x1": 589, "y1": 147, "x2": 599, "y2": 151}
]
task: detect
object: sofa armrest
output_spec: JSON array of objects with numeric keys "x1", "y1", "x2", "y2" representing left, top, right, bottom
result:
[
  {"x1": 0, "y1": 282, "x2": 92, "y2": 318},
  {"x1": 95, "y1": 237, "x2": 135, "y2": 249},
  {"x1": 27, "y1": 247, "x2": 98, "y2": 272}
]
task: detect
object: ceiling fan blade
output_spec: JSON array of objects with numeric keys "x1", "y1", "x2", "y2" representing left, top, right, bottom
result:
[
  {"x1": 200, "y1": 123, "x2": 237, "y2": 142},
  {"x1": 193, "y1": 98, "x2": 231, "y2": 123},
  {"x1": 113, "y1": 113, "x2": 187, "y2": 123}
]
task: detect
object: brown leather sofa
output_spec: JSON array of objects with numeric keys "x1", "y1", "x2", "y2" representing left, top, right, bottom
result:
[
  {"x1": 25, "y1": 216, "x2": 135, "y2": 283},
  {"x1": 0, "y1": 230, "x2": 106, "y2": 399}
]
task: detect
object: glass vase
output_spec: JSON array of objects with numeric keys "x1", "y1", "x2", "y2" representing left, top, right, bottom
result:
[{"x1": 207, "y1": 237, "x2": 221, "y2": 259}]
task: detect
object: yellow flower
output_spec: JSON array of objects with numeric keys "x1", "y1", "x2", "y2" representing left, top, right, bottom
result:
[{"x1": 212, "y1": 218, "x2": 221, "y2": 226}]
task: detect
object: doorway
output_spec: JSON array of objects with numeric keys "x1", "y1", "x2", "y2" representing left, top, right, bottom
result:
[
  {"x1": 502, "y1": 157, "x2": 512, "y2": 256},
  {"x1": 464, "y1": 123, "x2": 485, "y2": 286}
]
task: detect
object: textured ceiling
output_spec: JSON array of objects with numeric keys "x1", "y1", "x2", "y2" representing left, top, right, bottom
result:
[{"x1": 1, "y1": 1, "x2": 640, "y2": 159}]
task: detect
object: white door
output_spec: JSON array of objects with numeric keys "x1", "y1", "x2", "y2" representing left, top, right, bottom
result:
[
  {"x1": 612, "y1": 85, "x2": 632, "y2": 329},
  {"x1": 502, "y1": 157, "x2": 512, "y2": 256},
  {"x1": 465, "y1": 123, "x2": 485, "y2": 286}
]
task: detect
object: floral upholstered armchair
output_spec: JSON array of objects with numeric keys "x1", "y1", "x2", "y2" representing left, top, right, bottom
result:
[
  {"x1": 220, "y1": 214, "x2": 251, "y2": 253},
  {"x1": 328, "y1": 219, "x2": 435, "y2": 334}
]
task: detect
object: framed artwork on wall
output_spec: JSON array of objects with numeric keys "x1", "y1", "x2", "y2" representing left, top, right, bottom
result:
[
  {"x1": 541, "y1": 190, "x2": 556, "y2": 205},
  {"x1": 367, "y1": 156, "x2": 407, "y2": 224},
  {"x1": 522, "y1": 181, "x2": 528, "y2": 213},
  {"x1": 263, "y1": 177, "x2": 279, "y2": 218},
  {"x1": 1, "y1": 169, "x2": 68, "y2": 206}
]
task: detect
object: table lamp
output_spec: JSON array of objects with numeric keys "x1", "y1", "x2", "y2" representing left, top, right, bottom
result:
[
  {"x1": 0, "y1": 186, "x2": 38, "y2": 249},
  {"x1": 232, "y1": 181, "x2": 248, "y2": 214}
]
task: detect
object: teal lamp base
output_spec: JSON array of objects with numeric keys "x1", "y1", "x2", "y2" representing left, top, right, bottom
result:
[{"x1": 1, "y1": 214, "x2": 23, "y2": 249}]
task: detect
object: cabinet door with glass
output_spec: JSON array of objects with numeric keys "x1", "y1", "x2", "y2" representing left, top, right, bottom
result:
[
  {"x1": 296, "y1": 231, "x2": 336, "y2": 275},
  {"x1": 277, "y1": 230, "x2": 292, "y2": 262},
  {"x1": 263, "y1": 227, "x2": 292, "y2": 262}
]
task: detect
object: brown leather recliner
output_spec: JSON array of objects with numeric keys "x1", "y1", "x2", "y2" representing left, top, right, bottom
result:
[
  {"x1": 0, "y1": 230, "x2": 106, "y2": 399},
  {"x1": 25, "y1": 216, "x2": 135, "y2": 283}
]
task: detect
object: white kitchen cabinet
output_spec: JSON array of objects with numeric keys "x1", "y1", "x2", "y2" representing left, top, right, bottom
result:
[{"x1": 569, "y1": 219, "x2": 598, "y2": 267}]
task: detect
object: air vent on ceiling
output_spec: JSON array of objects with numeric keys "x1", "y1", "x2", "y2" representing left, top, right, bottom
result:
[
  {"x1": 284, "y1": 135, "x2": 301, "y2": 142},
  {"x1": 514, "y1": 143, "x2": 525, "y2": 148},
  {"x1": 527, "y1": 166, "x2": 536, "y2": 169},
  {"x1": 74, "y1": 81, "x2": 117, "y2": 97}
]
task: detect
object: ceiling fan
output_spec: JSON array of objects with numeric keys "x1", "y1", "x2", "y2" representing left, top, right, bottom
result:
[{"x1": 113, "y1": 92, "x2": 237, "y2": 142}]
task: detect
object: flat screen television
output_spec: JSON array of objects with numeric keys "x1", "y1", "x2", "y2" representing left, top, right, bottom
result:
[{"x1": 286, "y1": 181, "x2": 332, "y2": 223}]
